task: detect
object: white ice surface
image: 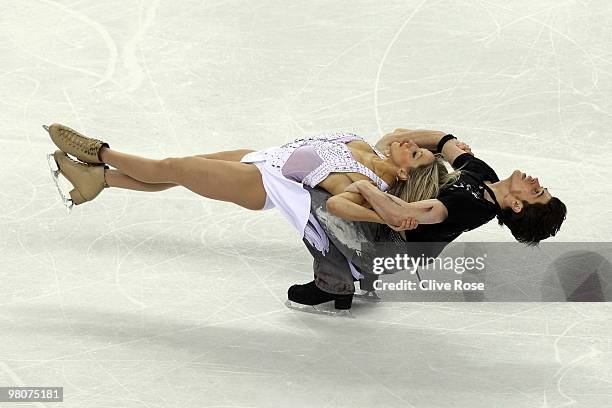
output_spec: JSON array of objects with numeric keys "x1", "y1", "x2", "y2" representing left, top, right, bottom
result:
[{"x1": 1, "y1": 0, "x2": 612, "y2": 407}]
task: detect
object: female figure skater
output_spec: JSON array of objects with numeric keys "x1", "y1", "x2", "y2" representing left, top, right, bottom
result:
[{"x1": 44, "y1": 124, "x2": 460, "y2": 239}]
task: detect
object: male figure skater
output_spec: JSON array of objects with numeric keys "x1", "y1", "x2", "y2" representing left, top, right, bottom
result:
[{"x1": 287, "y1": 130, "x2": 567, "y2": 310}]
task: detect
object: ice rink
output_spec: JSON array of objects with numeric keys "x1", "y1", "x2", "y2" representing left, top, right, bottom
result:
[{"x1": 2, "y1": 0, "x2": 612, "y2": 406}]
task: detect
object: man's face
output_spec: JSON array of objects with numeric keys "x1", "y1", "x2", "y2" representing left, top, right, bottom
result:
[{"x1": 508, "y1": 170, "x2": 553, "y2": 206}]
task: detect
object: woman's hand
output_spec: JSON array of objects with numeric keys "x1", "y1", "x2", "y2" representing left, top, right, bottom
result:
[
  {"x1": 455, "y1": 141, "x2": 473, "y2": 155},
  {"x1": 344, "y1": 180, "x2": 375, "y2": 194},
  {"x1": 387, "y1": 217, "x2": 419, "y2": 232}
]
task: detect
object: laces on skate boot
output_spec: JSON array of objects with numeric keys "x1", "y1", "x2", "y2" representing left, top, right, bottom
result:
[
  {"x1": 46, "y1": 152, "x2": 74, "y2": 214},
  {"x1": 284, "y1": 300, "x2": 354, "y2": 318}
]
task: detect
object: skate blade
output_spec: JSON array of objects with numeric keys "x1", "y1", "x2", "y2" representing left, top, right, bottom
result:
[
  {"x1": 284, "y1": 300, "x2": 353, "y2": 318},
  {"x1": 46, "y1": 153, "x2": 74, "y2": 214},
  {"x1": 353, "y1": 290, "x2": 382, "y2": 303}
]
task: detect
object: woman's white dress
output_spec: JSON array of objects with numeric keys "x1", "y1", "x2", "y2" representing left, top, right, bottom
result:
[{"x1": 240, "y1": 131, "x2": 388, "y2": 275}]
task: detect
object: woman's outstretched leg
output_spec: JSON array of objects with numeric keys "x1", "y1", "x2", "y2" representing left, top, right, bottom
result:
[
  {"x1": 164, "y1": 156, "x2": 267, "y2": 210},
  {"x1": 99, "y1": 147, "x2": 176, "y2": 184},
  {"x1": 104, "y1": 169, "x2": 176, "y2": 192},
  {"x1": 103, "y1": 149, "x2": 256, "y2": 192},
  {"x1": 99, "y1": 147, "x2": 267, "y2": 210},
  {"x1": 195, "y1": 149, "x2": 255, "y2": 161},
  {"x1": 99, "y1": 148, "x2": 257, "y2": 184}
]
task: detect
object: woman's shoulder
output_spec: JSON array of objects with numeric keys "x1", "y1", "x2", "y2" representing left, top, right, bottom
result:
[
  {"x1": 346, "y1": 139, "x2": 374, "y2": 151},
  {"x1": 319, "y1": 130, "x2": 363, "y2": 141}
]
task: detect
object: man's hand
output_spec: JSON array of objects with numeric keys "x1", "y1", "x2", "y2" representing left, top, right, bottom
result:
[{"x1": 387, "y1": 217, "x2": 419, "y2": 232}]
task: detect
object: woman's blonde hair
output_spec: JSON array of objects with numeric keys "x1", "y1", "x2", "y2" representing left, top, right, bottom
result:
[{"x1": 387, "y1": 154, "x2": 460, "y2": 203}]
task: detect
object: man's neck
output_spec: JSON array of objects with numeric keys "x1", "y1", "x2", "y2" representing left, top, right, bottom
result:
[{"x1": 483, "y1": 179, "x2": 507, "y2": 208}]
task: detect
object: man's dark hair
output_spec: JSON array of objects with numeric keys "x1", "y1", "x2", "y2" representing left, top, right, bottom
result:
[{"x1": 497, "y1": 197, "x2": 567, "y2": 246}]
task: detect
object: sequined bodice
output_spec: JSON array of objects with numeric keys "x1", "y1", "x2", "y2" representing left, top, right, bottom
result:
[{"x1": 264, "y1": 131, "x2": 389, "y2": 190}]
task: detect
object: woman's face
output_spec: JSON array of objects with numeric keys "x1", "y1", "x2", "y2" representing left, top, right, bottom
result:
[{"x1": 389, "y1": 140, "x2": 435, "y2": 170}]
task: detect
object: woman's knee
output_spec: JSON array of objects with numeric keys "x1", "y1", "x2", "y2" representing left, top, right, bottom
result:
[
  {"x1": 160, "y1": 156, "x2": 179, "y2": 169},
  {"x1": 160, "y1": 156, "x2": 188, "y2": 183},
  {"x1": 165, "y1": 155, "x2": 222, "y2": 185}
]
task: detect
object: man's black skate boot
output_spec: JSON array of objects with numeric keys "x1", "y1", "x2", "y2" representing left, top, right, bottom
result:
[{"x1": 287, "y1": 280, "x2": 353, "y2": 310}]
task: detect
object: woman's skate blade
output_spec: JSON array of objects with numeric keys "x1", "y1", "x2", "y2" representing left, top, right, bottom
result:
[
  {"x1": 46, "y1": 152, "x2": 74, "y2": 214},
  {"x1": 284, "y1": 299, "x2": 353, "y2": 318}
]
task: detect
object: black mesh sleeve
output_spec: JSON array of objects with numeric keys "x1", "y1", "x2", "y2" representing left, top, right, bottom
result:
[{"x1": 436, "y1": 134, "x2": 457, "y2": 153}]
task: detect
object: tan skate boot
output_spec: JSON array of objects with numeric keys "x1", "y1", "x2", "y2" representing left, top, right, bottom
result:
[
  {"x1": 47, "y1": 150, "x2": 109, "y2": 211},
  {"x1": 43, "y1": 123, "x2": 110, "y2": 164}
]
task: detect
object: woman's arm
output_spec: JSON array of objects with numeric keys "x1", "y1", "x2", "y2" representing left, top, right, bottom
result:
[
  {"x1": 319, "y1": 174, "x2": 420, "y2": 228},
  {"x1": 346, "y1": 180, "x2": 448, "y2": 226},
  {"x1": 326, "y1": 192, "x2": 386, "y2": 223},
  {"x1": 375, "y1": 129, "x2": 446, "y2": 153},
  {"x1": 326, "y1": 191, "x2": 419, "y2": 230},
  {"x1": 374, "y1": 128, "x2": 410, "y2": 152},
  {"x1": 376, "y1": 129, "x2": 474, "y2": 166}
]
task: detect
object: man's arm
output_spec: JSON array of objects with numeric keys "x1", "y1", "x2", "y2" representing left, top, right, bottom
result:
[
  {"x1": 347, "y1": 180, "x2": 449, "y2": 226},
  {"x1": 441, "y1": 138, "x2": 471, "y2": 166}
]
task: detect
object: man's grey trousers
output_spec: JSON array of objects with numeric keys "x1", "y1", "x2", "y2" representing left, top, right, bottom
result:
[{"x1": 304, "y1": 187, "x2": 381, "y2": 295}]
